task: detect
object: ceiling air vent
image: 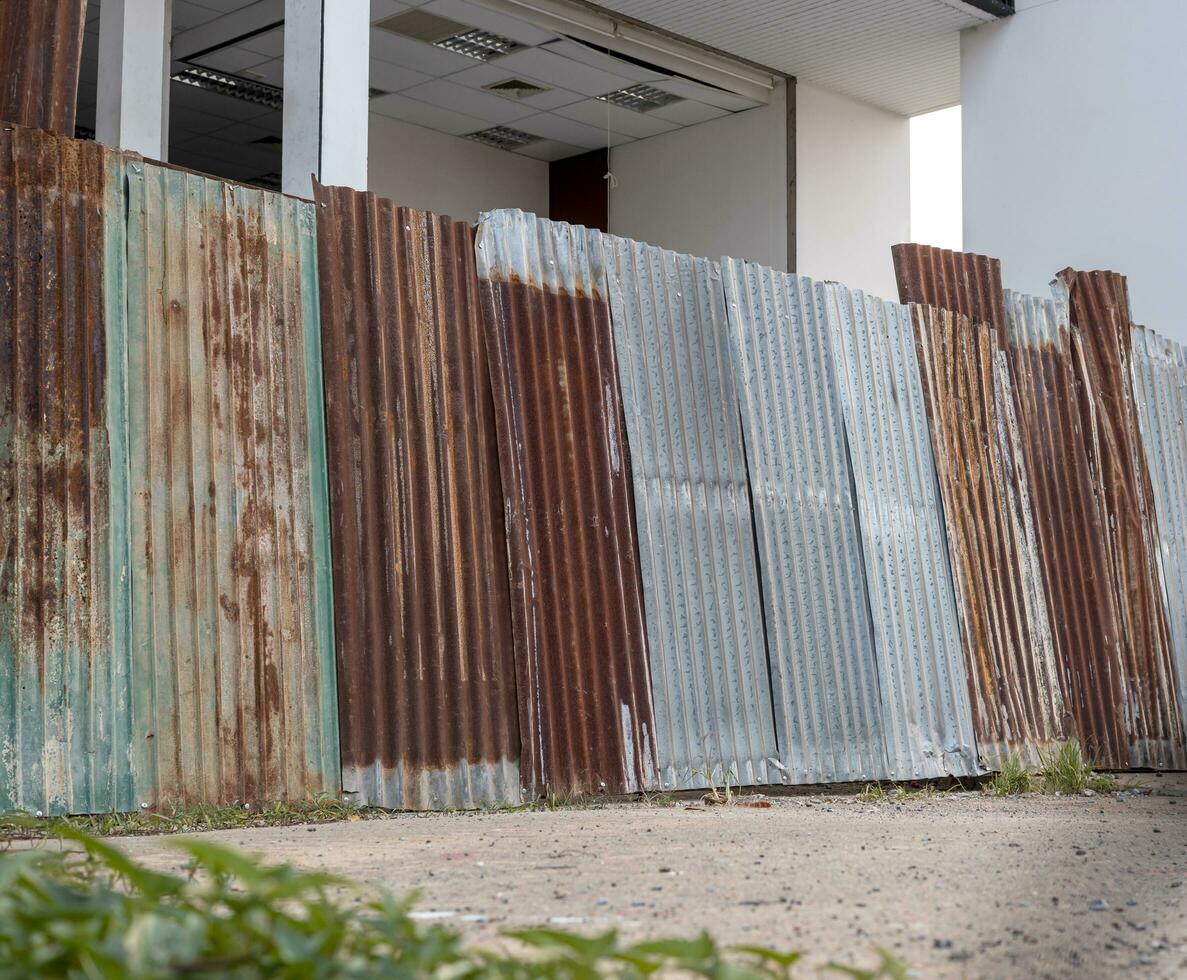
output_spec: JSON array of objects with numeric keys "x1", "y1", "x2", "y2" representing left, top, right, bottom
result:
[
  {"x1": 597, "y1": 83, "x2": 682, "y2": 112},
  {"x1": 482, "y1": 77, "x2": 550, "y2": 99},
  {"x1": 465, "y1": 126, "x2": 539, "y2": 151}
]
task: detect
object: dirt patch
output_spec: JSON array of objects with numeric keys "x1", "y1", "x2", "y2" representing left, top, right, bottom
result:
[{"x1": 115, "y1": 776, "x2": 1187, "y2": 978}]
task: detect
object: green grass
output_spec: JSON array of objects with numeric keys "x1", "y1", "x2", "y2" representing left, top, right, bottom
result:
[
  {"x1": 0, "y1": 794, "x2": 378, "y2": 841},
  {"x1": 0, "y1": 828, "x2": 910, "y2": 978},
  {"x1": 857, "y1": 782, "x2": 947, "y2": 803},
  {"x1": 983, "y1": 741, "x2": 1119, "y2": 797}
]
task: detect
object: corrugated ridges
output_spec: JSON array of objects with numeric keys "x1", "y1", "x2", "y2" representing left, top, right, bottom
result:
[
  {"x1": 121, "y1": 160, "x2": 339, "y2": 804},
  {"x1": 722, "y1": 259, "x2": 888, "y2": 783},
  {"x1": 822, "y1": 285, "x2": 979, "y2": 778},
  {"x1": 0, "y1": 1, "x2": 87, "y2": 136},
  {"x1": 912, "y1": 304, "x2": 1063, "y2": 764},
  {"x1": 604, "y1": 237, "x2": 777, "y2": 791},
  {"x1": 892, "y1": 243, "x2": 1006, "y2": 331},
  {"x1": 1131, "y1": 326, "x2": 1187, "y2": 728},
  {"x1": 314, "y1": 182, "x2": 520, "y2": 810},
  {"x1": 476, "y1": 209, "x2": 658, "y2": 797},
  {"x1": 1054, "y1": 269, "x2": 1185, "y2": 767},
  {"x1": 0, "y1": 125, "x2": 129, "y2": 815}
]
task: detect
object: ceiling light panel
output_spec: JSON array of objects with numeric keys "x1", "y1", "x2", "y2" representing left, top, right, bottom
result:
[
  {"x1": 465, "y1": 125, "x2": 539, "y2": 150},
  {"x1": 597, "y1": 83, "x2": 682, "y2": 112},
  {"x1": 171, "y1": 66, "x2": 283, "y2": 110},
  {"x1": 434, "y1": 28, "x2": 522, "y2": 61}
]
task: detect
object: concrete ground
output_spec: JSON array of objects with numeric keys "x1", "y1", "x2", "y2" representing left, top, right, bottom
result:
[{"x1": 117, "y1": 776, "x2": 1187, "y2": 979}]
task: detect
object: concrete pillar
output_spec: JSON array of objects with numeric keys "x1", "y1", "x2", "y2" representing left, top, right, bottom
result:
[
  {"x1": 282, "y1": 0, "x2": 370, "y2": 197},
  {"x1": 96, "y1": 0, "x2": 171, "y2": 158}
]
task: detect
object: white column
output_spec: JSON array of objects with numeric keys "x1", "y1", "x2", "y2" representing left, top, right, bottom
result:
[
  {"x1": 96, "y1": 0, "x2": 172, "y2": 159},
  {"x1": 283, "y1": 0, "x2": 370, "y2": 198}
]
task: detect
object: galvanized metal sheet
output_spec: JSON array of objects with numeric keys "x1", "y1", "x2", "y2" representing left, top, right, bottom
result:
[
  {"x1": 1131, "y1": 326, "x2": 1187, "y2": 729},
  {"x1": 721, "y1": 259, "x2": 888, "y2": 784},
  {"x1": 0, "y1": 125, "x2": 130, "y2": 815},
  {"x1": 604, "y1": 237, "x2": 777, "y2": 791},
  {"x1": 1054, "y1": 268, "x2": 1184, "y2": 768},
  {"x1": 476, "y1": 209, "x2": 658, "y2": 797},
  {"x1": 0, "y1": 1, "x2": 87, "y2": 136},
  {"x1": 314, "y1": 181, "x2": 520, "y2": 810},
  {"x1": 120, "y1": 160, "x2": 339, "y2": 804},
  {"x1": 822, "y1": 284, "x2": 979, "y2": 778},
  {"x1": 911, "y1": 303, "x2": 1064, "y2": 765}
]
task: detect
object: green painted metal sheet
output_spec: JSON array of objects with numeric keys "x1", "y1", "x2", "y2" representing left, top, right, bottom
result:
[{"x1": 119, "y1": 160, "x2": 338, "y2": 806}]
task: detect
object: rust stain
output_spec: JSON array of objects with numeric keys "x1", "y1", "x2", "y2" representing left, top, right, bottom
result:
[
  {"x1": 911, "y1": 303, "x2": 1064, "y2": 764},
  {"x1": 0, "y1": 124, "x2": 124, "y2": 813},
  {"x1": 893, "y1": 243, "x2": 1186, "y2": 767},
  {"x1": 0, "y1": 1, "x2": 87, "y2": 136},
  {"x1": 314, "y1": 182, "x2": 520, "y2": 809},
  {"x1": 476, "y1": 211, "x2": 658, "y2": 798}
]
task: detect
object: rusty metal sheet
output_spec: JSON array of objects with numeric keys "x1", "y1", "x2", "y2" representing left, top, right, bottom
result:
[
  {"x1": 821, "y1": 284, "x2": 980, "y2": 779},
  {"x1": 722, "y1": 259, "x2": 888, "y2": 784},
  {"x1": 1131, "y1": 326, "x2": 1187, "y2": 727},
  {"x1": 120, "y1": 159, "x2": 340, "y2": 805},
  {"x1": 0, "y1": 1, "x2": 87, "y2": 136},
  {"x1": 314, "y1": 182, "x2": 520, "y2": 810},
  {"x1": 1053, "y1": 268, "x2": 1184, "y2": 768},
  {"x1": 911, "y1": 303, "x2": 1064, "y2": 765},
  {"x1": 0, "y1": 125, "x2": 130, "y2": 815},
  {"x1": 476, "y1": 209, "x2": 658, "y2": 797},
  {"x1": 892, "y1": 242, "x2": 1185, "y2": 767},
  {"x1": 604, "y1": 237, "x2": 777, "y2": 792}
]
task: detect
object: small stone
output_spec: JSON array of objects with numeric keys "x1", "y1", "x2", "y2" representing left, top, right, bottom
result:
[
  {"x1": 934, "y1": 938, "x2": 953, "y2": 949},
  {"x1": 1089, "y1": 899, "x2": 1109, "y2": 912}
]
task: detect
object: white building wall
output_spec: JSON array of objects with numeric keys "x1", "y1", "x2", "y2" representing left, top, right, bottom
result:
[
  {"x1": 962, "y1": 0, "x2": 1187, "y2": 338},
  {"x1": 368, "y1": 113, "x2": 548, "y2": 222},
  {"x1": 796, "y1": 82, "x2": 910, "y2": 300},
  {"x1": 608, "y1": 81, "x2": 788, "y2": 271}
]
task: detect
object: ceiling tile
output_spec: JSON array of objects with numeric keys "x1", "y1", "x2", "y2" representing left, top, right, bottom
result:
[
  {"x1": 169, "y1": 81, "x2": 273, "y2": 123},
  {"x1": 238, "y1": 27, "x2": 284, "y2": 58},
  {"x1": 171, "y1": 2, "x2": 224, "y2": 32},
  {"x1": 512, "y1": 139, "x2": 587, "y2": 162},
  {"x1": 555, "y1": 99, "x2": 680, "y2": 139},
  {"x1": 491, "y1": 47, "x2": 635, "y2": 98},
  {"x1": 400, "y1": 78, "x2": 536, "y2": 125},
  {"x1": 371, "y1": 0, "x2": 411, "y2": 20},
  {"x1": 241, "y1": 58, "x2": 284, "y2": 87},
  {"x1": 514, "y1": 112, "x2": 634, "y2": 150},
  {"x1": 369, "y1": 29, "x2": 477, "y2": 76},
  {"x1": 369, "y1": 59, "x2": 433, "y2": 93},
  {"x1": 369, "y1": 92, "x2": 487, "y2": 135},
  {"x1": 540, "y1": 39, "x2": 668, "y2": 83},
  {"x1": 649, "y1": 99, "x2": 730, "y2": 126},
  {"x1": 190, "y1": 46, "x2": 271, "y2": 75},
  {"x1": 420, "y1": 0, "x2": 556, "y2": 46}
]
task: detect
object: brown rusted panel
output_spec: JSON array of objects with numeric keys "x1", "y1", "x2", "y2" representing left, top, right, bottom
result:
[
  {"x1": 1053, "y1": 268, "x2": 1185, "y2": 767},
  {"x1": 0, "y1": 1, "x2": 87, "y2": 136},
  {"x1": 314, "y1": 182, "x2": 521, "y2": 809},
  {"x1": 892, "y1": 243, "x2": 1006, "y2": 330},
  {"x1": 894, "y1": 243, "x2": 1186, "y2": 767},
  {"x1": 0, "y1": 124, "x2": 129, "y2": 814},
  {"x1": 475, "y1": 209, "x2": 658, "y2": 797},
  {"x1": 911, "y1": 304, "x2": 1064, "y2": 765}
]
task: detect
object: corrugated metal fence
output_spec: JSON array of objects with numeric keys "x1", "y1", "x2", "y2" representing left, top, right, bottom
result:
[
  {"x1": 0, "y1": 1, "x2": 87, "y2": 137},
  {"x1": 895, "y1": 243, "x2": 1186, "y2": 769},
  {"x1": 7, "y1": 120, "x2": 1187, "y2": 815}
]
